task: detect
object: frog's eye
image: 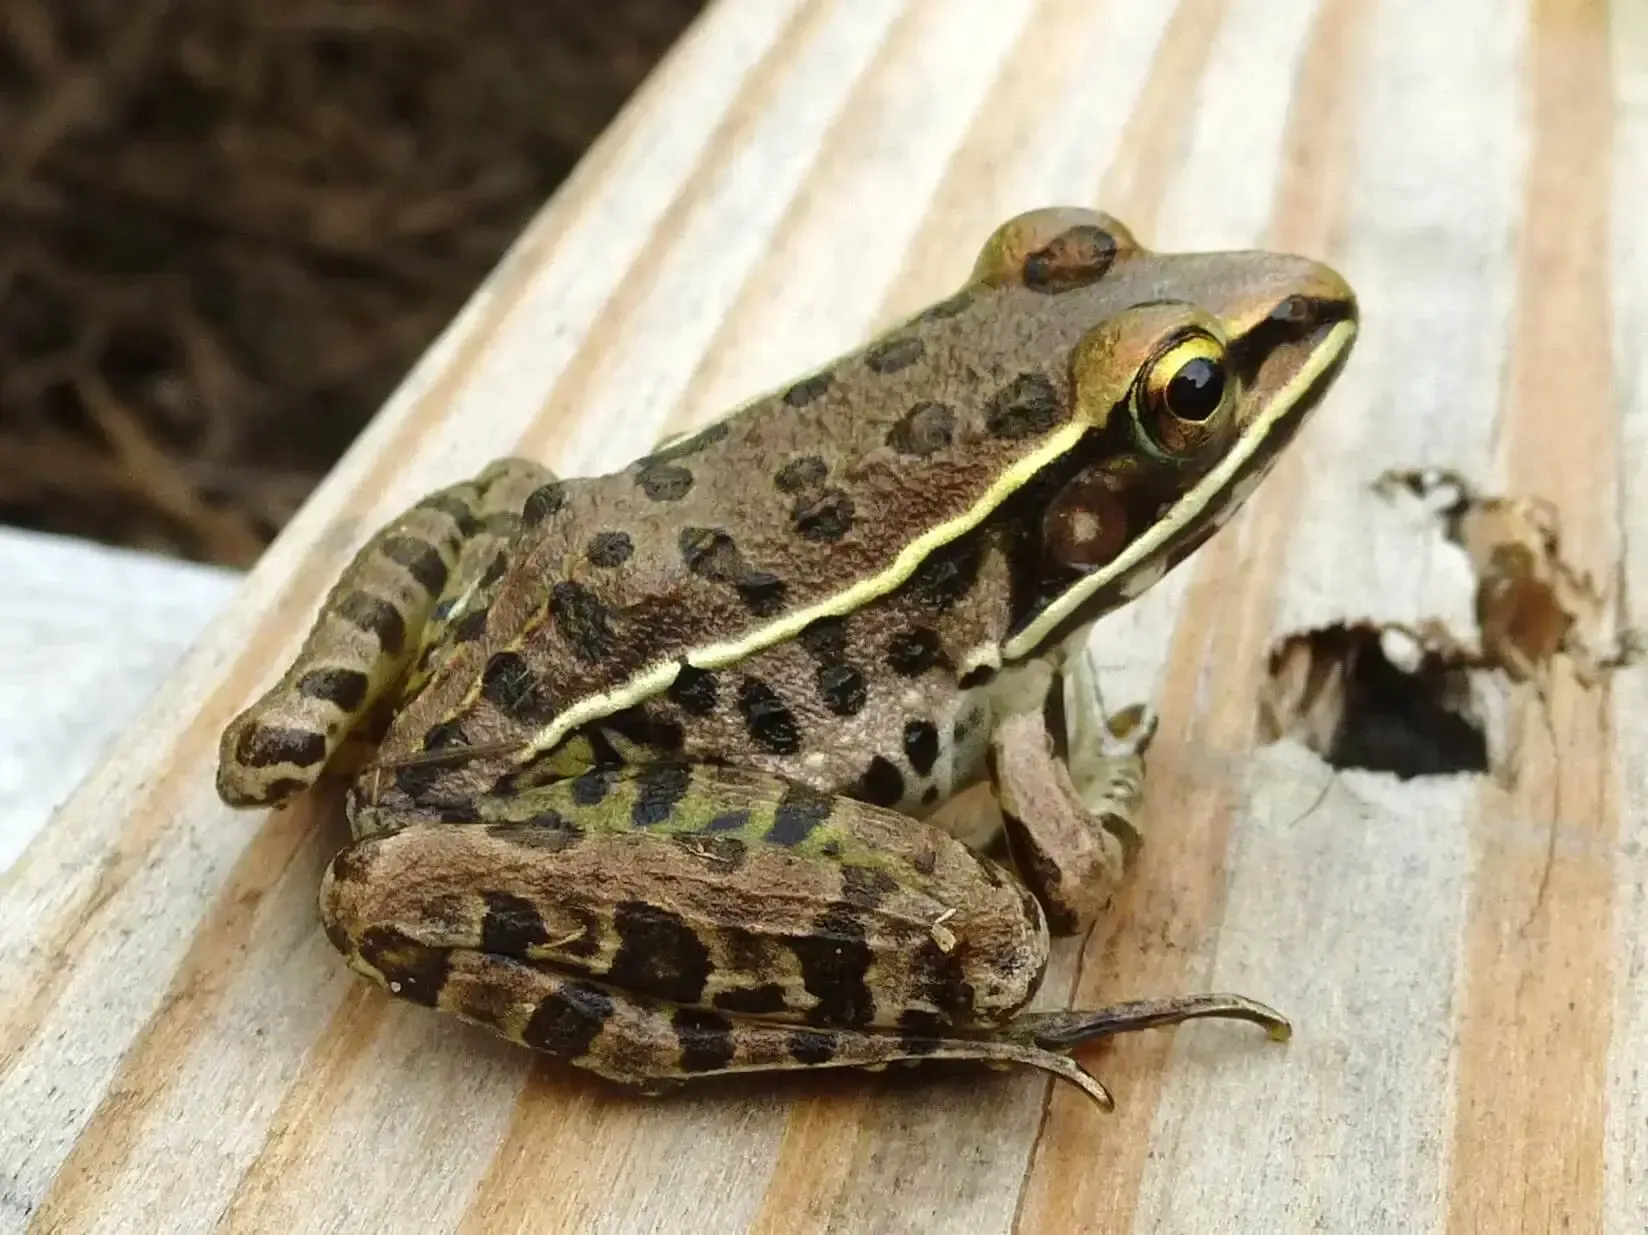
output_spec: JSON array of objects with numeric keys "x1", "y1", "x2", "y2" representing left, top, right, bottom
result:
[{"x1": 1133, "y1": 329, "x2": 1229, "y2": 456}]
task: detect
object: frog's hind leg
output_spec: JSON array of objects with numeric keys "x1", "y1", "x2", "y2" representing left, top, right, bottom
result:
[
  {"x1": 216, "y1": 458, "x2": 555, "y2": 809},
  {"x1": 381, "y1": 947, "x2": 1125, "y2": 1110}
]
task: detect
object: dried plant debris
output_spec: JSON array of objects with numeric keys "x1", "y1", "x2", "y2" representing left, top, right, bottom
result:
[
  {"x1": 1259, "y1": 621, "x2": 1488, "y2": 779},
  {"x1": 0, "y1": 0, "x2": 705, "y2": 566},
  {"x1": 1260, "y1": 468, "x2": 1635, "y2": 779},
  {"x1": 1373, "y1": 467, "x2": 1639, "y2": 686}
]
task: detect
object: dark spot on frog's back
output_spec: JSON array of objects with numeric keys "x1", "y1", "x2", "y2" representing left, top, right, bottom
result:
[
  {"x1": 886, "y1": 627, "x2": 943, "y2": 676},
  {"x1": 380, "y1": 534, "x2": 450, "y2": 596},
  {"x1": 886, "y1": 402, "x2": 956, "y2": 458},
  {"x1": 521, "y1": 481, "x2": 567, "y2": 526},
  {"x1": 480, "y1": 891, "x2": 550, "y2": 957},
  {"x1": 336, "y1": 592, "x2": 406, "y2": 656},
  {"x1": 638, "y1": 463, "x2": 693, "y2": 501},
  {"x1": 817, "y1": 663, "x2": 867, "y2": 716},
  {"x1": 792, "y1": 489, "x2": 855, "y2": 542},
  {"x1": 678, "y1": 526, "x2": 791, "y2": 617},
  {"x1": 667, "y1": 664, "x2": 719, "y2": 715},
  {"x1": 738, "y1": 678, "x2": 801, "y2": 755},
  {"x1": 631, "y1": 762, "x2": 692, "y2": 827},
  {"x1": 865, "y1": 336, "x2": 925, "y2": 374},
  {"x1": 789, "y1": 906, "x2": 875, "y2": 1028},
  {"x1": 906, "y1": 538, "x2": 981, "y2": 612},
  {"x1": 674, "y1": 1008, "x2": 737, "y2": 1073},
  {"x1": 783, "y1": 372, "x2": 833, "y2": 408},
  {"x1": 295, "y1": 667, "x2": 369, "y2": 713},
  {"x1": 774, "y1": 455, "x2": 827, "y2": 494},
  {"x1": 586, "y1": 530, "x2": 633, "y2": 568},
  {"x1": 737, "y1": 573, "x2": 788, "y2": 618},
  {"x1": 985, "y1": 373, "x2": 1062, "y2": 439},
  {"x1": 609, "y1": 901, "x2": 713, "y2": 1004},
  {"x1": 551, "y1": 581, "x2": 617, "y2": 662},
  {"x1": 522, "y1": 980, "x2": 613, "y2": 1060},
  {"x1": 236, "y1": 724, "x2": 326, "y2": 769},
  {"x1": 1022, "y1": 225, "x2": 1118, "y2": 293},
  {"x1": 789, "y1": 619, "x2": 842, "y2": 666},
  {"x1": 480, "y1": 651, "x2": 552, "y2": 721},
  {"x1": 680, "y1": 526, "x2": 738, "y2": 579}
]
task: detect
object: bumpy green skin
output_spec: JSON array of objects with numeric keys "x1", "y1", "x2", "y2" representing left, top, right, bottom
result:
[{"x1": 216, "y1": 206, "x2": 1356, "y2": 1105}]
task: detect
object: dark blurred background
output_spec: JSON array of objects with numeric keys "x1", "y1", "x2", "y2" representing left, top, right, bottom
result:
[{"x1": 0, "y1": 0, "x2": 706, "y2": 567}]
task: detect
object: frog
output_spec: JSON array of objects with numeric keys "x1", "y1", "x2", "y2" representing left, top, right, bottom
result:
[{"x1": 216, "y1": 207, "x2": 1358, "y2": 1110}]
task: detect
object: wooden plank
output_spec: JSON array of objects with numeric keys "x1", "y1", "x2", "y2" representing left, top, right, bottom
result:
[
  {"x1": 2, "y1": 0, "x2": 1643, "y2": 1232},
  {"x1": 0, "y1": 528, "x2": 235, "y2": 870}
]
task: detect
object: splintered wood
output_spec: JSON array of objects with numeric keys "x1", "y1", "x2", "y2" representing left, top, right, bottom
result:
[{"x1": 1261, "y1": 467, "x2": 1637, "y2": 782}]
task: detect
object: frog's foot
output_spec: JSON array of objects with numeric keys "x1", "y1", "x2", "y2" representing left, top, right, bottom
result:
[
  {"x1": 1011, "y1": 993, "x2": 1293, "y2": 1050},
  {"x1": 215, "y1": 457, "x2": 554, "y2": 809}
]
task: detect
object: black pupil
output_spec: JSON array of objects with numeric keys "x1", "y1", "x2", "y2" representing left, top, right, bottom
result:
[{"x1": 1164, "y1": 356, "x2": 1224, "y2": 421}]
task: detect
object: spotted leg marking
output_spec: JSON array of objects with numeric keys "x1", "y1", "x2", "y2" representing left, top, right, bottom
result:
[
  {"x1": 392, "y1": 949, "x2": 1124, "y2": 1109},
  {"x1": 216, "y1": 457, "x2": 555, "y2": 808}
]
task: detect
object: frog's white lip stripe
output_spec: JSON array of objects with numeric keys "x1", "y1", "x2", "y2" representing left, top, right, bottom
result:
[{"x1": 999, "y1": 317, "x2": 1357, "y2": 661}]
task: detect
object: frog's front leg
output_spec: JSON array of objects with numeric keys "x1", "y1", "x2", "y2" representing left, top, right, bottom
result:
[
  {"x1": 216, "y1": 457, "x2": 556, "y2": 809},
  {"x1": 988, "y1": 643, "x2": 1155, "y2": 936}
]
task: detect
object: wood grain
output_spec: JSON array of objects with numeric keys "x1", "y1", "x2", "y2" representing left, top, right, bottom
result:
[{"x1": 3, "y1": 0, "x2": 1645, "y2": 1231}]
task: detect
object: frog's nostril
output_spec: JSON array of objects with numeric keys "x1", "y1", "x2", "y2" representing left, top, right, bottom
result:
[{"x1": 1228, "y1": 289, "x2": 1354, "y2": 387}]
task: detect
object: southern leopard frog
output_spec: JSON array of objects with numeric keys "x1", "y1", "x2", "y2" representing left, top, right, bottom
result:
[{"x1": 217, "y1": 208, "x2": 1357, "y2": 1109}]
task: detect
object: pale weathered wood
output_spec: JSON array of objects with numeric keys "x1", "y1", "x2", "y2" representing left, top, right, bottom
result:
[
  {"x1": 0, "y1": 528, "x2": 236, "y2": 871},
  {"x1": 2, "y1": 0, "x2": 1644, "y2": 1231}
]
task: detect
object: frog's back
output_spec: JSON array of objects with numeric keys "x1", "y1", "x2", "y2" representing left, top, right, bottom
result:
[{"x1": 384, "y1": 282, "x2": 1107, "y2": 772}]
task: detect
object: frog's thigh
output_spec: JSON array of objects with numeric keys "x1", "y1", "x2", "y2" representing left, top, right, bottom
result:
[
  {"x1": 320, "y1": 818, "x2": 1120, "y2": 1105},
  {"x1": 216, "y1": 457, "x2": 555, "y2": 808},
  {"x1": 988, "y1": 652, "x2": 1153, "y2": 936}
]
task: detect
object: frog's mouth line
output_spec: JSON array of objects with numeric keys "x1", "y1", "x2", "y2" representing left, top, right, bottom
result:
[{"x1": 1001, "y1": 312, "x2": 1357, "y2": 660}]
